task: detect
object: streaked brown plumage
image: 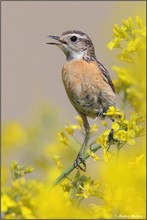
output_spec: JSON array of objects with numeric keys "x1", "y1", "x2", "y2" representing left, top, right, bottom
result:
[{"x1": 47, "y1": 30, "x2": 116, "y2": 171}]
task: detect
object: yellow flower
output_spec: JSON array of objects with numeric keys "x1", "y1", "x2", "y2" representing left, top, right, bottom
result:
[
  {"x1": 64, "y1": 116, "x2": 83, "y2": 135},
  {"x1": 21, "y1": 206, "x2": 35, "y2": 218},
  {"x1": 122, "y1": 16, "x2": 134, "y2": 30},
  {"x1": 12, "y1": 177, "x2": 26, "y2": 189},
  {"x1": 1, "y1": 194, "x2": 16, "y2": 212},
  {"x1": 101, "y1": 120, "x2": 108, "y2": 127},
  {"x1": 75, "y1": 115, "x2": 83, "y2": 128},
  {"x1": 127, "y1": 38, "x2": 142, "y2": 52},
  {"x1": 127, "y1": 121, "x2": 139, "y2": 133},
  {"x1": 10, "y1": 161, "x2": 34, "y2": 179},
  {"x1": 65, "y1": 125, "x2": 74, "y2": 135},
  {"x1": 126, "y1": 112, "x2": 145, "y2": 137},
  {"x1": 130, "y1": 112, "x2": 144, "y2": 123},
  {"x1": 107, "y1": 38, "x2": 120, "y2": 50},
  {"x1": 111, "y1": 122, "x2": 119, "y2": 132},
  {"x1": 108, "y1": 16, "x2": 146, "y2": 64},
  {"x1": 132, "y1": 28, "x2": 146, "y2": 38},
  {"x1": 65, "y1": 124, "x2": 81, "y2": 135},
  {"x1": 76, "y1": 181, "x2": 101, "y2": 199},
  {"x1": 88, "y1": 150, "x2": 100, "y2": 161},
  {"x1": 113, "y1": 23, "x2": 128, "y2": 39},
  {"x1": 136, "y1": 15, "x2": 143, "y2": 28},
  {"x1": 104, "y1": 149, "x2": 112, "y2": 163},
  {"x1": 112, "y1": 66, "x2": 135, "y2": 86},
  {"x1": 117, "y1": 49, "x2": 134, "y2": 62},
  {"x1": 114, "y1": 129, "x2": 135, "y2": 145},
  {"x1": 96, "y1": 130, "x2": 110, "y2": 148},
  {"x1": 104, "y1": 106, "x2": 124, "y2": 118},
  {"x1": 58, "y1": 131, "x2": 69, "y2": 145},
  {"x1": 53, "y1": 155, "x2": 63, "y2": 169},
  {"x1": 114, "y1": 130, "x2": 126, "y2": 141},
  {"x1": 128, "y1": 154, "x2": 144, "y2": 167},
  {"x1": 90, "y1": 124, "x2": 98, "y2": 134}
]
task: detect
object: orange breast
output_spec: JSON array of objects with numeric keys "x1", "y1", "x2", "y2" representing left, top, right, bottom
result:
[
  {"x1": 62, "y1": 60, "x2": 103, "y2": 95},
  {"x1": 61, "y1": 59, "x2": 115, "y2": 118}
]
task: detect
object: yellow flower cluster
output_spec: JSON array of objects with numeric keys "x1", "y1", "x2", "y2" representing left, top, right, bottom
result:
[
  {"x1": 76, "y1": 178, "x2": 102, "y2": 199},
  {"x1": 2, "y1": 148, "x2": 145, "y2": 219},
  {"x1": 97, "y1": 106, "x2": 144, "y2": 151},
  {"x1": 10, "y1": 161, "x2": 34, "y2": 180},
  {"x1": 107, "y1": 16, "x2": 146, "y2": 62},
  {"x1": 2, "y1": 178, "x2": 43, "y2": 219},
  {"x1": 100, "y1": 152, "x2": 145, "y2": 219},
  {"x1": 58, "y1": 116, "x2": 83, "y2": 146},
  {"x1": 107, "y1": 16, "x2": 146, "y2": 113},
  {"x1": 57, "y1": 116, "x2": 99, "y2": 155}
]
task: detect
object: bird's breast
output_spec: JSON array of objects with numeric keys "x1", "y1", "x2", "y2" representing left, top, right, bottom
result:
[
  {"x1": 61, "y1": 59, "x2": 115, "y2": 118},
  {"x1": 62, "y1": 60, "x2": 102, "y2": 95}
]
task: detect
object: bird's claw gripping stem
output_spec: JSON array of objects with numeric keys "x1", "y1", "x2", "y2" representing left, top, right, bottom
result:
[{"x1": 73, "y1": 152, "x2": 86, "y2": 172}]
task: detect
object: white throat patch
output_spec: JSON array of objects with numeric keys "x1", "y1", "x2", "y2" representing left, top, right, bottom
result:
[{"x1": 68, "y1": 51, "x2": 85, "y2": 61}]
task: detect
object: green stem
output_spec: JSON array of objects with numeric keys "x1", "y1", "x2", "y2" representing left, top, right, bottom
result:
[{"x1": 52, "y1": 144, "x2": 101, "y2": 187}]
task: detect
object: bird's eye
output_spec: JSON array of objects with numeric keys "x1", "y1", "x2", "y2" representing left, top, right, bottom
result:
[{"x1": 70, "y1": 36, "x2": 77, "y2": 42}]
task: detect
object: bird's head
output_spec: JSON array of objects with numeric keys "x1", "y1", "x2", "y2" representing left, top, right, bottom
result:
[{"x1": 47, "y1": 30, "x2": 96, "y2": 61}]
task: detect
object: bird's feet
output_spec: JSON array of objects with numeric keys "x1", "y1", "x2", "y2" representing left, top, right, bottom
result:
[{"x1": 73, "y1": 152, "x2": 86, "y2": 172}]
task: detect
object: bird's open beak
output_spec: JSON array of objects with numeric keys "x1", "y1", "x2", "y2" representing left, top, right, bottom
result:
[{"x1": 46, "y1": 35, "x2": 67, "y2": 45}]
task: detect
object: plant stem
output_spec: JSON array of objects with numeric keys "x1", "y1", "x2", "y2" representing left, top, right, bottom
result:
[{"x1": 52, "y1": 144, "x2": 101, "y2": 187}]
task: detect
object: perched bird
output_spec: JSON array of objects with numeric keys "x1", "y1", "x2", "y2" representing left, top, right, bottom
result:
[{"x1": 47, "y1": 30, "x2": 116, "y2": 171}]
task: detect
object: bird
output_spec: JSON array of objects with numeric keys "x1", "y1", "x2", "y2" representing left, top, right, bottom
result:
[{"x1": 47, "y1": 30, "x2": 116, "y2": 171}]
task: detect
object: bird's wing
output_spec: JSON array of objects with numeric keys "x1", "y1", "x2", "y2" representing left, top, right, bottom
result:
[{"x1": 96, "y1": 60, "x2": 116, "y2": 93}]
